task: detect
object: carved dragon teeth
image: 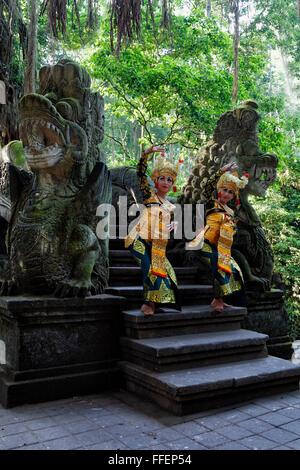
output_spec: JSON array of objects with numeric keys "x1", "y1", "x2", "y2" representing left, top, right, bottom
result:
[
  {"x1": 19, "y1": 117, "x2": 65, "y2": 153},
  {"x1": 253, "y1": 166, "x2": 277, "y2": 192},
  {"x1": 24, "y1": 146, "x2": 63, "y2": 162},
  {"x1": 255, "y1": 166, "x2": 276, "y2": 180},
  {"x1": 20, "y1": 118, "x2": 63, "y2": 138}
]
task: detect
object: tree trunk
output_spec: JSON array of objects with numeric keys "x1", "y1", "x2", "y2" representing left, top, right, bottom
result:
[
  {"x1": 206, "y1": 0, "x2": 212, "y2": 17},
  {"x1": 0, "y1": 0, "x2": 26, "y2": 146},
  {"x1": 111, "y1": 116, "x2": 115, "y2": 161},
  {"x1": 133, "y1": 122, "x2": 140, "y2": 158},
  {"x1": 232, "y1": 0, "x2": 240, "y2": 104},
  {"x1": 268, "y1": 45, "x2": 273, "y2": 98},
  {"x1": 24, "y1": 0, "x2": 37, "y2": 95},
  {"x1": 140, "y1": 124, "x2": 144, "y2": 156}
]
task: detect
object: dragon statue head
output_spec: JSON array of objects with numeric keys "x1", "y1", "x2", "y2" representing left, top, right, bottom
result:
[{"x1": 19, "y1": 59, "x2": 104, "y2": 176}]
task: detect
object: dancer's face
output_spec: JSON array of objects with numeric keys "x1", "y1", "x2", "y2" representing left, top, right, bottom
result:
[
  {"x1": 219, "y1": 186, "x2": 235, "y2": 204},
  {"x1": 156, "y1": 174, "x2": 173, "y2": 195}
]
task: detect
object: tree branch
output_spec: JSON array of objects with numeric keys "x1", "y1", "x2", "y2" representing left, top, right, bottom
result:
[
  {"x1": 105, "y1": 133, "x2": 132, "y2": 160},
  {"x1": 104, "y1": 75, "x2": 153, "y2": 143}
]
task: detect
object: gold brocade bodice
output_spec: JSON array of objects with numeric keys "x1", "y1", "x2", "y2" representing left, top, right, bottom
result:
[
  {"x1": 125, "y1": 189, "x2": 175, "y2": 247},
  {"x1": 125, "y1": 190, "x2": 175, "y2": 278},
  {"x1": 204, "y1": 200, "x2": 236, "y2": 247},
  {"x1": 204, "y1": 211, "x2": 223, "y2": 246}
]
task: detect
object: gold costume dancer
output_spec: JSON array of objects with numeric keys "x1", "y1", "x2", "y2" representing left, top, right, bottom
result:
[
  {"x1": 125, "y1": 145, "x2": 183, "y2": 316},
  {"x1": 188, "y1": 162, "x2": 248, "y2": 312}
]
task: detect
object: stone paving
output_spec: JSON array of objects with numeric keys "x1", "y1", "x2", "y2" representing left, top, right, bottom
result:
[{"x1": 0, "y1": 387, "x2": 300, "y2": 450}]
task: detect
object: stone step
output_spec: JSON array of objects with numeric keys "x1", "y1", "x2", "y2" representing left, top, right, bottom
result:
[
  {"x1": 108, "y1": 266, "x2": 199, "y2": 286},
  {"x1": 120, "y1": 329, "x2": 269, "y2": 372},
  {"x1": 105, "y1": 284, "x2": 213, "y2": 308},
  {"x1": 120, "y1": 356, "x2": 300, "y2": 415},
  {"x1": 109, "y1": 237, "x2": 126, "y2": 250},
  {"x1": 121, "y1": 305, "x2": 246, "y2": 339},
  {"x1": 109, "y1": 250, "x2": 137, "y2": 267}
]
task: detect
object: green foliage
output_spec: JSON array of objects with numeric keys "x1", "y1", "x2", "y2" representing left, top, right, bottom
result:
[
  {"x1": 251, "y1": 0, "x2": 300, "y2": 78},
  {"x1": 83, "y1": 5, "x2": 273, "y2": 180},
  {"x1": 86, "y1": 10, "x2": 237, "y2": 149}
]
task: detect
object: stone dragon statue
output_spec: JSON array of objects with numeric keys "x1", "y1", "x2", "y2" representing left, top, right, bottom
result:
[
  {"x1": 0, "y1": 60, "x2": 111, "y2": 297},
  {"x1": 179, "y1": 100, "x2": 278, "y2": 291}
]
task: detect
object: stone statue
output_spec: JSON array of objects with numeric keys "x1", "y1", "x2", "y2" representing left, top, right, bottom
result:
[
  {"x1": 179, "y1": 100, "x2": 278, "y2": 291},
  {"x1": 0, "y1": 60, "x2": 111, "y2": 297},
  {"x1": 110, "y1": 165, "x2": 146, "y2": 210},
  {"x1": 0, "y1": 141, "x2": 28, "y2": 276}
]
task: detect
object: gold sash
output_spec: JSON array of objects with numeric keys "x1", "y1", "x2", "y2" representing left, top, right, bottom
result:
[{"x1": 217, "y1": 214, "x2": 234, "y2": 274}]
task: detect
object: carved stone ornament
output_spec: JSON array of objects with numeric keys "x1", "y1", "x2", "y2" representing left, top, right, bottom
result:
[{"x1": 0, "y1": 60, "x2": 111, "y2": 297}]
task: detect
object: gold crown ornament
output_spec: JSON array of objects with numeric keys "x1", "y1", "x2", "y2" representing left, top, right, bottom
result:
[
  {"x1": 150, "y1": 153, "x2": 184, "y2": 184},
  {"x1": 217, "y1": 171, "x2": 249, "y2": 196}
]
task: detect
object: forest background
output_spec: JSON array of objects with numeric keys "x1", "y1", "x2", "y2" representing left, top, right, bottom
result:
[{"x1": 0, "y1": 0, "x2": 299, "y2": 337}]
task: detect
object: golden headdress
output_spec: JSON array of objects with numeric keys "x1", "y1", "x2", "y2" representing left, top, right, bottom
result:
[
  {"x1": 150, "y1": 153, "x2": 183, "y2": 183},
  {"x1": 217, "y1": 171, "x2": 249, "y2": 196}
]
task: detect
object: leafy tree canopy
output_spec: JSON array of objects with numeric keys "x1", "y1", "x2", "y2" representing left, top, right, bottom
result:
[{"x1": 85, "y1": 7, "x2": 271, "y2": 152}]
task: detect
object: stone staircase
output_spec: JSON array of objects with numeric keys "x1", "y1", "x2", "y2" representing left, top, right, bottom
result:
[{"x1": 106, "y1": 233, "x2": 300, "y2": 416}]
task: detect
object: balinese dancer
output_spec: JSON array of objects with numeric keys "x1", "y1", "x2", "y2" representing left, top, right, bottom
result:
[
  {"x1": 125, "y1": 145, "x2": 182, "y2": 316},
  {"x1": 188, "y1": 162, "x2": 248, "y2": 312}
]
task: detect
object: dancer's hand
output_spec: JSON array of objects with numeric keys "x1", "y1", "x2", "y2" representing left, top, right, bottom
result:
[
  {"x1": 143, "y1": 145, "x2": 165, "y2": 157},
  {"x1": 167, "y1": 221, "x2": 178, "y2": 233},
  {"x1": 221, "y1": 162, "x2": 238, "y2": 172}
]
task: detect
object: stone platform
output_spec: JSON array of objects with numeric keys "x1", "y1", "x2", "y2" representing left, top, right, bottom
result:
[
  {"x1": 0, "y1": 294, "x2": 126, "y2": 408},
  {"x1": 119, "y1": 308, "x2": 300, "y2": 416}
]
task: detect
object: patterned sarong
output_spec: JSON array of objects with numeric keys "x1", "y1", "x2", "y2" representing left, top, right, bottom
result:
[
  {"x1": 199, "y1": 239, "x2": 245, "y2": 301},
  {"x1": 129, "y1": 236, "x2": 181, "y2": 308}
]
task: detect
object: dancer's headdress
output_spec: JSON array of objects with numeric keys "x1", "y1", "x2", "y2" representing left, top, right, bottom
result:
[
  {"x1": 217, "y1": 171, "x2": 249, "y2": 196},
  {"x1": 150, "y1": 153, "x2": 184, "y2": 183}
]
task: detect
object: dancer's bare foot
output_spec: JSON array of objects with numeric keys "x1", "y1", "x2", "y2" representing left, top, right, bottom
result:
[
  {"x1": 223, "y1": 302, "x2": 233, "y2": 308},
  {"x1": 210, "y1": 298, "x2": 224, "y2": 312},
  {"x1": 155, "y1": 307, "x2": 165, "y2": 313},
  {"x1": 141, "y1": 302, "x2": 155, "y2": 315}
]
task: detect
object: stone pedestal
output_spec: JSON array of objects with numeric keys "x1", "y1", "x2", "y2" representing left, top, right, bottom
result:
[
  {"x1": 0, "y1": 294, "x2": 126, "y2": 408},
  {"x1": 244, "y1": 289, "x2": 292, "y2": 359}
]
